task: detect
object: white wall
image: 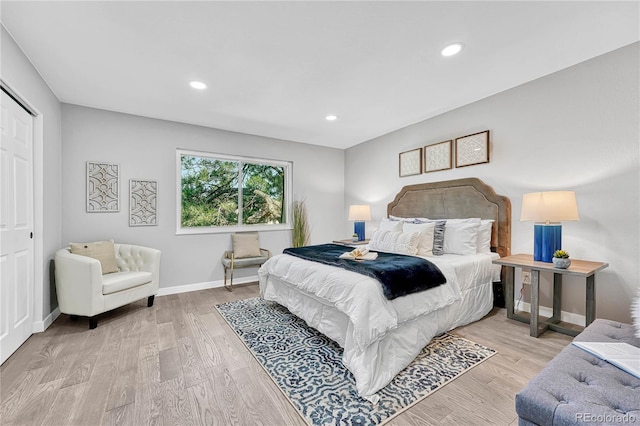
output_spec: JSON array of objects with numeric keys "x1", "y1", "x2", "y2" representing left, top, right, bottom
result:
[
  {"x1": 1, "y1": 26, "x2": 62, "y2": 318},
  {"x1": 345, "y1": 43, "x2": 640, "y2": 323},
  {"x1": 61, "y1": 105, "x2": 344, "y2": 290}
]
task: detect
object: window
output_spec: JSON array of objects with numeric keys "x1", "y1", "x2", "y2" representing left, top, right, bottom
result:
[{"x1": 177, "y1": 149, "x2": 291, "y2": 234}]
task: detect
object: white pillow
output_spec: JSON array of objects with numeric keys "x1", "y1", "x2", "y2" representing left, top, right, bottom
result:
[
  {"x1": 403, "y1": 222, "x2": 435, "y2": 257},
  {"x1": 369, "y1": 229, "x2": 421, "y2": 256},
  {"x1": 477, "y1": 219, "x2": 494, "y2": 254},
  {"x1": 443, "y1": 218, "x2": 481, "y2": 256},
  {"x1": 378, "y1": 219, "x2": 403, "y2": 232}
]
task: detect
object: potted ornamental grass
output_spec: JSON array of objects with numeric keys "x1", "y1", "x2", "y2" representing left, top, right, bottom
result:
[
  {"x1": 552, "y1": 250, "x2": 571, "y2": 269},
  {"x1": 292, "y1": 199, "x2": 311, "y2": 247}
]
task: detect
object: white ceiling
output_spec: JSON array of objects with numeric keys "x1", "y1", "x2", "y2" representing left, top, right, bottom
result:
[{"x1": 2, "y1": 1, "x2": 638, "y2": 149}]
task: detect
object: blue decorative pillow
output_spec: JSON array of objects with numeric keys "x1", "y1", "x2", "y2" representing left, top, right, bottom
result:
[{"x1": 632, "y1": 287, "x2": 640, "y2": 338}]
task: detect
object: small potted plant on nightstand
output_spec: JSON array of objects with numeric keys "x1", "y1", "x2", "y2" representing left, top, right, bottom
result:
[{"x1": 552, "y1": 250, "x2": 571, "y2": 269}]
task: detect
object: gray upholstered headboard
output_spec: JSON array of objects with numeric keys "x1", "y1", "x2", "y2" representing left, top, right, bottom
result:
[{"x1": 387, "y1": 177, "x2": 511, "y2": 258}]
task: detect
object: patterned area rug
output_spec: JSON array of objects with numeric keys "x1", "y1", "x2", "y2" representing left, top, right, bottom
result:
[{"x1": 216, "y1": 298, "x2": 496, "y2": 426}]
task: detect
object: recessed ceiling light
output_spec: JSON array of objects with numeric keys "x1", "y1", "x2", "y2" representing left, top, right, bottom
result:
[
  {"x1": 441, "y1": 43, "x2": 464, "y2": 57},
  {"x1": 326, "y1": 115, "x2": 338, "y2": 121},
  {"x1": 189, "y1": 81, "x2": 207, "y2": 90}
]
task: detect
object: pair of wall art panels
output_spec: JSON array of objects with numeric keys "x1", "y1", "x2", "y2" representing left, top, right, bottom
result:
[{"x1": 86, "y1": 161, "x2": 157, "y2": 226}]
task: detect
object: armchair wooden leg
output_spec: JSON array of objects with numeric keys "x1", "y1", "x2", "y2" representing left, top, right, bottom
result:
[
  {"x1": 147, "y1": 295, "x2": 155, "y2": 307},
  {"x1": 89, "y1": 317, "x2": 98, "y2": 329}
]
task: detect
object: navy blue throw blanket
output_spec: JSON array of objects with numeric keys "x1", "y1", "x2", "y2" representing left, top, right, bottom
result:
[{"x1": 283, "y1": 244, "x2": 446, "y2": 300}]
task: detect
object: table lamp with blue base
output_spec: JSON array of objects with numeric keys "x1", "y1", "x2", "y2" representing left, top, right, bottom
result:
[
  {"x1": 348, "y1": 204, "x2": 371, "y2": 241},
  {"x1": 533, "y1": 223, "x2": 562, "y2": 263},
  {"x1": 521, "y1": 191, "x2": 579, "y2": 263}
]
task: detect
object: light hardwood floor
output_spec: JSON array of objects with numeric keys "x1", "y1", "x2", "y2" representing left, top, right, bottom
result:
[{"x1": 1, "y1": 283, "x2": 572, "y2": 425}]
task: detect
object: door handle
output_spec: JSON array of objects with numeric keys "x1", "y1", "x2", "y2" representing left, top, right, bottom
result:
[{"x1": 30, "y1": 232, "x2": 33, "y2": 239}]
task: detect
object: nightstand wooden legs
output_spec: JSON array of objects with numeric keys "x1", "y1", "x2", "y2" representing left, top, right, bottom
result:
[
  {"x1": 530, "y1": 270, "x2": 544, "y2": 337},
  {"x1": 495, "y1": 254, "x2": 607, "y2": 338},
  {"x1": 586, "y1": 275, "x2": 595, "y2": 326},
  {"x1": 550, "y1": 274, "x2": 562, "y2": 323},
  {"x1": 505, "y1": 266, "x2": 515, "y2": 319},
  {"x1": 508, "y1": 267, "x2": 595, "y2": 338}
]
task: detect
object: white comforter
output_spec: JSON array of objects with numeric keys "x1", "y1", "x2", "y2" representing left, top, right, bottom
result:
[{"x1": 258, "y1": 252, "x2": 500, "y2": 401}]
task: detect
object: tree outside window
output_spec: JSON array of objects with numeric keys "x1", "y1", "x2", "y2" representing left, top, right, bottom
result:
[{"x1": 178, "y1": 150, "x2": 290, "y2": 233}]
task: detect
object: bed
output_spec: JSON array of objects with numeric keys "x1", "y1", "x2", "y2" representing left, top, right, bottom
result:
[{"x1": 259, "y1": 177, "x2": 511, "y2": 402}]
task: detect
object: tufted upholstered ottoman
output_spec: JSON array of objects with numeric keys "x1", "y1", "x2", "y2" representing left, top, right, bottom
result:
[{"x1": 516, "y1": 319, "x2": 640, "y2": 425}]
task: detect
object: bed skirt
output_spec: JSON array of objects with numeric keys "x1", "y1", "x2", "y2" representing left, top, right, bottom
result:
[{"x1": 259, "y1": 273, "x2": 493, "y2": 402}]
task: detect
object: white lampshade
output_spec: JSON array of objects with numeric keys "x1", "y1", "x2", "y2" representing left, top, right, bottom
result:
[
  {"x1": 520, "y1": 191, "x2": 579, "y2": 223},
  {"x1": 348, "y1": 205, "x2": 371, "y2": 221}
]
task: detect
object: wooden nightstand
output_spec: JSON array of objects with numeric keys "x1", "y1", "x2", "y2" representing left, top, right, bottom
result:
[
  {"x1": 493, "y1": 254, "x2": 608, "y2": 338},
  {"x1": 332, "y1": 239, "x2": 370, "y2": 247}
]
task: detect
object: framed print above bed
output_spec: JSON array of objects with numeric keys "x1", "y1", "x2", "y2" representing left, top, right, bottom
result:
[
  {"x1": 455, "y1": 130, "x2": 490, "y2": 168},
  {"x1": 424, "y1": 140, "x2": 452, "y2": 173},
  {"x1": 399, "y1": 148, "x2": 422, "y2": 177}
]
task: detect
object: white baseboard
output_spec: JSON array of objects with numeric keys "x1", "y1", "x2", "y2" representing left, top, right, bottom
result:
[
  {"x1": 33, "y1": 307, "x2": 60, "y2": 333},
  {"x1": 156, "y1": 275, "x2": 259, "y2": 297},
  {"x1": 515, "y1": 301, "x2": 585, "y2": 327},
  {"x1": 31, "y1": 278, "x2": 257, "y2": 333},
  {"x1": 35, "y1": 282, "x2": 585, "y2": 331}
]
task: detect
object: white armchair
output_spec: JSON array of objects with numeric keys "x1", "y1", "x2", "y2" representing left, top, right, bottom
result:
[{"x1": 54, "y1": 243, "x2": 161, "y2": 329}]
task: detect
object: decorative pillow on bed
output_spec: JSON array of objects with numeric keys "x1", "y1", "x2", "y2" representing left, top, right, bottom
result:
[
  {"x1": 402, "y1": 222, "x2": 435, "y2": 257},
  {"x1": 69, "y1": 240, "x2": 118, "y2": 274},
  {"x1": 369, "y1": 229, "x2": 421, "y2": 256},
  {"x1": 632, "y1": 287, "x2": 640, "y2": 338},
  {"x1": 442, "y1": 218, "x2": 481, "y2": 256},
  {"x1": 414, "y1": 219, "x2": 446, "y2": 255},
  {"x1": 378, "y1": 219, "x2": 403, "y2": 232},
  {"x1": 389, "y1": 215, "x2": 429, "y2": 223},
  {"x1": 477, "y1": 219, "x2": 494, "y2": 254}
]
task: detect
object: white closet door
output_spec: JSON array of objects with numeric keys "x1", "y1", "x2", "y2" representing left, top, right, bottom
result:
[{"x1": 0, "y1": 90, "x2": 34, "y2": 365}]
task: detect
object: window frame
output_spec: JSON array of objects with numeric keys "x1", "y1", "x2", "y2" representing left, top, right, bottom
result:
[{"x1": 176, "y1": 149, "x2": 292, "y2": 235}]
